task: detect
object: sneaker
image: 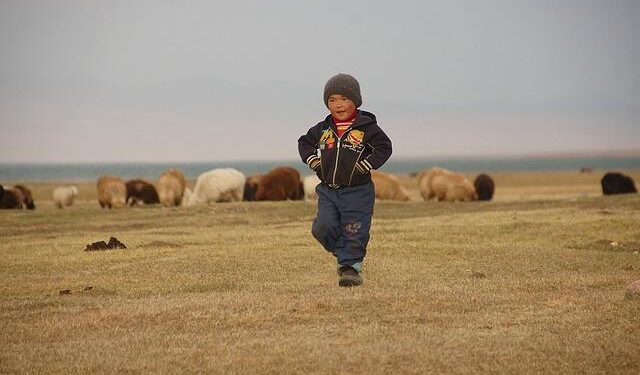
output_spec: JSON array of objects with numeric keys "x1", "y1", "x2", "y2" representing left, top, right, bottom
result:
[{"x1": 338, "y1": 266, "x2": 363, "y2": 287}]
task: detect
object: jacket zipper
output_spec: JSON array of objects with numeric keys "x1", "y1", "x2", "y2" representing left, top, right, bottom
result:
[
  {"x1": 332, "y1": 125, "x2": 356, "y2": 185},
  {"x1": 332, "y1": 128, "x2": 340, "y2": 185}
]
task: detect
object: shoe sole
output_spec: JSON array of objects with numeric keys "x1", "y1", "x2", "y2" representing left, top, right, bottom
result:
[{"x1": 339, "y1": 277, "x2": 363, "y2": 287}]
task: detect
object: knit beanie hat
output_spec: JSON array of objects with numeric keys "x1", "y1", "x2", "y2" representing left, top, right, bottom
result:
[{"x1": 323, "y1": 73, "x2": 362, "y2": 108}]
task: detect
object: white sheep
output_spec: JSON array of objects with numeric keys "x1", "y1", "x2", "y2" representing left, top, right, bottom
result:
[
  {"x1": 183, "y1": 168, "x2": 245, "y2": 206},
  {"x1": 303, "y1": 175, "x2": 321, "y2": 201},
  {"x1": 53, "y1": 186, "x2": 79, "y2": 209}
]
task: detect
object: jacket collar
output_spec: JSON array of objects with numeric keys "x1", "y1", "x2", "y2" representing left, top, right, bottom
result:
[{"x1": 323, "y1": 110, "x2": 376, "y2": 132}]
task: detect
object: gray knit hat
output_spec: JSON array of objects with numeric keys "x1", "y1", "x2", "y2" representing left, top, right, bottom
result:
[{"x1": 323, "y1": 73, "x2": 362, "y2": 108}]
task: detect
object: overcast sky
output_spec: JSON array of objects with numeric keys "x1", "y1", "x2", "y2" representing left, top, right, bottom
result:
[{"x1": 1, "y1": 0, "x2": 638, "y2": 163}]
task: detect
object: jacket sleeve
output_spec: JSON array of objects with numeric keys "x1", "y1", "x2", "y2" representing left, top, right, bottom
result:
[
  {"x1": 363, "y1": 125, "x2": 392, "y2": 170},
  {"x1": 298, "y1": 123, "x2": 322, "y2": 164}
]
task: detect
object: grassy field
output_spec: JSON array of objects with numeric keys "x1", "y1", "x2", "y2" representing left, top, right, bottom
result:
[{"x1": 1, "y1": 170, "x2": 640, "y2": 374}]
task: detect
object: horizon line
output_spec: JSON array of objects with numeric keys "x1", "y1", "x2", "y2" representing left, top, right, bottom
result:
[{"x1": 2, "y1": 149, "x2": 640, "y2": 165}]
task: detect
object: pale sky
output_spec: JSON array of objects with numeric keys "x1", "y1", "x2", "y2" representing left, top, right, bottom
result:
[{"x1": 1, "y1": 0, "x2": 639, "y2": 163}]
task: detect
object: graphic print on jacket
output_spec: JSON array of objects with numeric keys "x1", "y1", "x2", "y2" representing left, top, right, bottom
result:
[{"x1": 298, "y1": 111, "x2": 393, "y2": 187}]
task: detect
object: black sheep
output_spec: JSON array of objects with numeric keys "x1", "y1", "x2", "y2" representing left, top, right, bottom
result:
[
  {"x1": 125, "y1": 179, "x2": 160, "y2": 206},
  {"x1": 474, "y1": 174, "x2": 495, "y2": 201},
  {"x1": 601, "y1": 172, "x2": 637, "y2": 195}
]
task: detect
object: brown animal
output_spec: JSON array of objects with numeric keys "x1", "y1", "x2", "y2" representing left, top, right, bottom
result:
[
  {"x1": 418, "y1": 167, "x2": 477, "y2": 202},
  {"x1": 371, "y1": 170, "x2": 410, "y2": 201},
  {"x1": 125, "y1": 179, "x2": 160, "y2": 206},
  {"x1": 13, "y1": 185, "x2": 35, "y2": 209},
  {"x1": 255, "y1": 167, "x2": 303, "y2": 201},
  {"x1": 97, "y1": 176, "x2": 126, "y2": 209},
  {"x1": 0, "y1": 186, "x2": 24, "y2": 209},
  {"x1": 243, "y1": 174, "x2": 263, "y2": 201},
  {"x1": 157, "y1": 169, "x2": 186, "y2": 206},
  {"x1": 474, "y1": 173, "x2": 495, "y2": 201}
]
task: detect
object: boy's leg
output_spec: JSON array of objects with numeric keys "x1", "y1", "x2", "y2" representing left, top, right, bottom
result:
[
  {"x1": 334, "y1": 182, "x2": 375, "y2": 271},
  {"x1": 311, "y1": 183, "x2": 341, "y2": 255}
]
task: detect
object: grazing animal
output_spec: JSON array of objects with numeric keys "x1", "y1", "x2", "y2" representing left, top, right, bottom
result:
[
  {"x1": 243, "y1": 174, "x2": 263, "y2": 201},
  {"x1": 0, "y1": 185, "x2": 3, "y2": 200},
  {"x1": 125, "y1": 179, "x2": 160, "y2": 206},
  {"x1": 418, "y1": 167, "x2": 477, "y2": 202},
  {"x1": 370, "y1": 170, "x2": 410, "y2": 201},
  {"x1": 97, "y1": 176, "x2": 127, "y2": 209},
  {"x1": 474, "y1": 174, "x2": 495, "y2": 201},
  {"x1": 183, "y1": 168, "x2": 245, "y2": 206},
  {"x1": 303, "y1": 175, "x2": 321, "y2": 201},
  {"x1": 255, "y1": 167, "x2": 303, "y2": 201},
  {"x1": 0, "y1": 186, "x2": 24, "y2": 209},
  {"x1": 13, "y1": 185, "x2": 35, "y2": 209},
  {"x1": 601, "y1": 172, "x2": 637, "y2": 195},
  {"x1": 580, "y1": 167, "x2": 593, "y2": 174},
  {"x1": 157, "y1": 169, "x2": 186, "y2": 207},
  {"x1": 53, "y1": 186, "x2": 79, "y2": 209}
]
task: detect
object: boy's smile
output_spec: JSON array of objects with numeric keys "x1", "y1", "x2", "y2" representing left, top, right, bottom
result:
[{"x1": 327, "y1": 94, "x2": 357, "y2": 122}]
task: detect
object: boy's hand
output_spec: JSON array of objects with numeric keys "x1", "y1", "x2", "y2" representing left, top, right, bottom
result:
[
  {"x1": 307, "y1": 155, "x2": 322, "y2": 171},
  {"x1": 355, "y1": 159, "x2": 373, "y2": 174}
]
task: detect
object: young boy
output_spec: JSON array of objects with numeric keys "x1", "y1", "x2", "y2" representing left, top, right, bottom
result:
[{"x1": 298, "y1": 73, "x2": 392, "y2": 287}]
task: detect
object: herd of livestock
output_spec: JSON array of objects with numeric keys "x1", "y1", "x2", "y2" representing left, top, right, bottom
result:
[{"x1": 0, "y1": 167, "x2": 637, "y2": 210}]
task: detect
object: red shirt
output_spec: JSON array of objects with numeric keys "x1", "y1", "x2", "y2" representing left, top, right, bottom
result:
[{"x1": 333, "y1": 110, "x2": 358, "y2": 138}]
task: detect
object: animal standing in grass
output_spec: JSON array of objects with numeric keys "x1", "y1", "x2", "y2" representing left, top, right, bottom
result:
[
  {"x1": 157, "y1": 169, "x2": 186, "y2": 207},
  {"x1": 370, "y1": 170, "x2": 410, "y2": 201},
  {"x1": 125, "y1": 179, "x2": 160, "y2": 206},
  {"x1": 474, "y1": 173, "x2": 495, "y2": 201},
  {"x1": 243, "y1": 174, "x2": 263, "y2": 201},
  {"x1": 419, "y1": 167, "x2": 477, "y2": 202},
  {"x1": 97, "y1": 176, "x2": 127, "y2": 209},
  {"x1": 53, "y1": 186, "x2": 79, "y2": 209},
  {"x1": 13, "y1": 185, "x2": 35, "y2": 209},
  {"x1": 183, "y1": 168, "x2": 245, "y2": 206},
  {"x1": 254, "y1": 167, "x2": 303, "y2": 201},
  {"x1": 303, "y1": 175, "x2": 321, "y2": 201},
  {"x1": 601, "y1": 172, "x2": 637, "y2": 195},
  {"x1": 0, "y1": 186, "x2": 24, "y2": 209}
]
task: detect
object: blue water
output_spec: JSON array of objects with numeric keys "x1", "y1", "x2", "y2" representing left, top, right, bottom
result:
[{"x1": 1, "y1": 157, "x2": 639, "y2": 182}]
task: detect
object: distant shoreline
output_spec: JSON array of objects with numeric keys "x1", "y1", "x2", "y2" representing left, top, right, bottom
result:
[{"x1": 3, "y1": 150, "x2": 640, "y2": 165}]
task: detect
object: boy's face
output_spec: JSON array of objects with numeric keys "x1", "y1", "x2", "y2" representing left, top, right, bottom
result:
[{"x1": 327, "y1": 94, "x2": 357, "y2": 121}]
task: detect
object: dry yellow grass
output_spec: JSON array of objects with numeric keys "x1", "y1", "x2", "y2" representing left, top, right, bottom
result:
[{"x1": 1, "y1": 171, "x2": 639, "y2": 374}]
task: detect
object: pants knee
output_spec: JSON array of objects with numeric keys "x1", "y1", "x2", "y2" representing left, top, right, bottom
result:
[{"x1": 312, "y1": 220, "x2": 340, "y2": 248}]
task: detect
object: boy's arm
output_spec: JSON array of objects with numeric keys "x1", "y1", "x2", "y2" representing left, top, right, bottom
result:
[
  {"x1": 298, "y1": 124, "x2": 322, "y2": 171},
  {"x1": 356, "y1": 126, "x2": 392, "y2": 173}
]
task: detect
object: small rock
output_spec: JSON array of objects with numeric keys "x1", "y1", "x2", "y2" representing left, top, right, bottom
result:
[
  {"x1": 625, "y1": 280, "x2": 640, "y2": 300},
  {"x1": 85, "y1": 241, "x2": 109, "y2": 251},
  {"x1": 107, "y1": 237, "x2": 127, "y2": 249},
  {"x1": 85, "y1": 237, "x2": 127, "y2": 251},
  {"x1": 59, "y1": 289, "x2": 71, "y2": 296}
]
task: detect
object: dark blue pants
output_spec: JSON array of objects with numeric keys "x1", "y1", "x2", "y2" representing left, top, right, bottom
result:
[{"x1": 311, "y1": 182, "x2": 375, "y2": 271}]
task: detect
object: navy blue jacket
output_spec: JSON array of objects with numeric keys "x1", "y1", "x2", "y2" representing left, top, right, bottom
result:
[{"x1": 298, "y1": 110, "x2": 392, "y2": 187}]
